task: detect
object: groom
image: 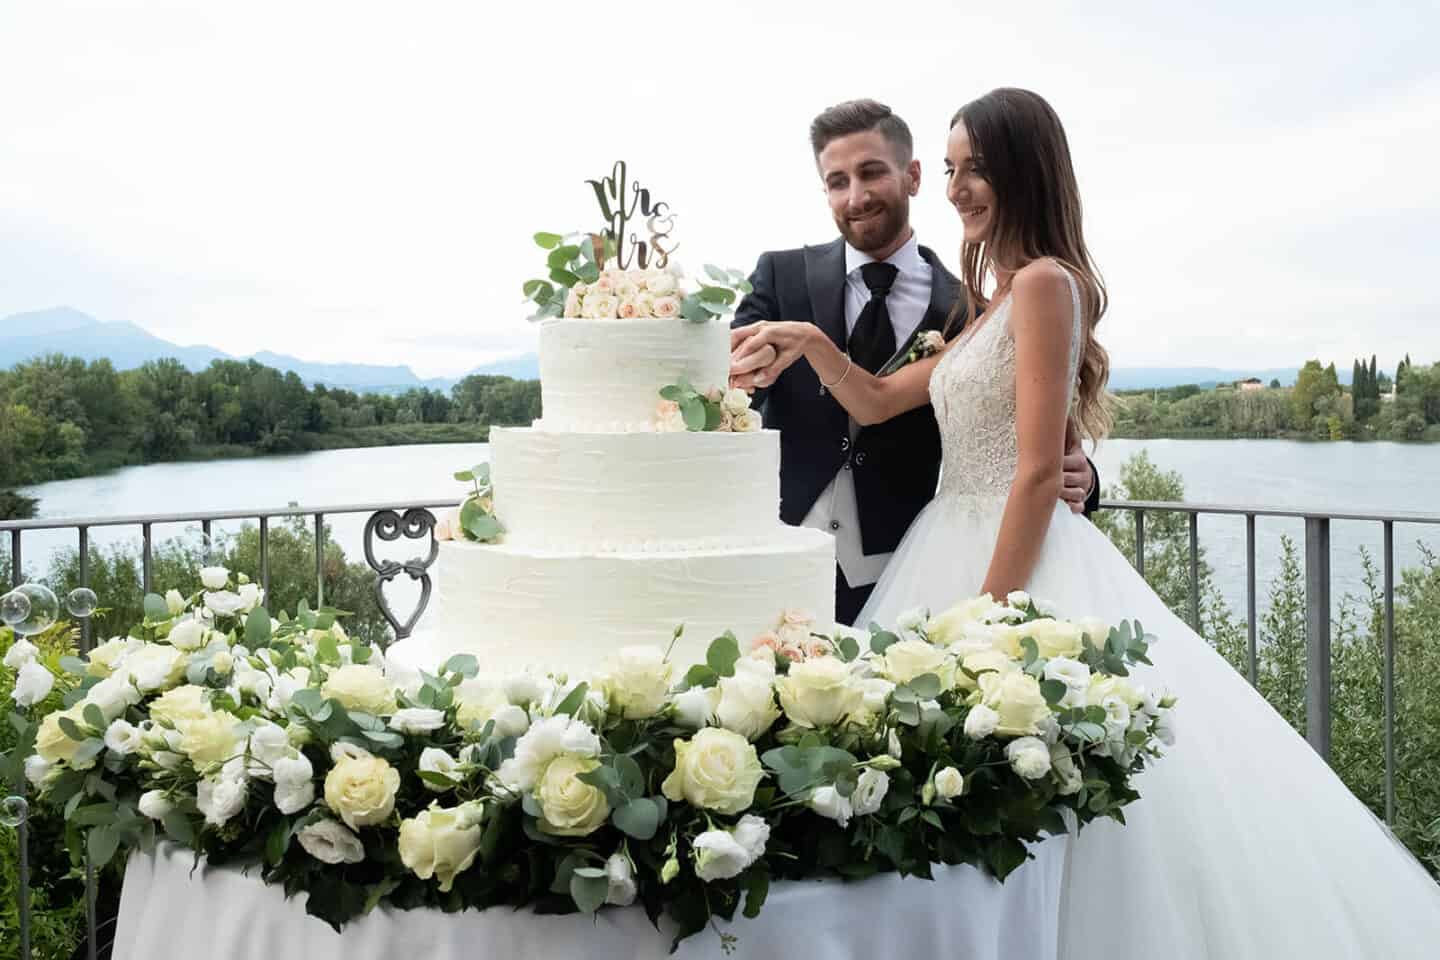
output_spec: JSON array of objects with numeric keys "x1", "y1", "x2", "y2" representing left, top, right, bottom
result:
[{"x1": 732, "y1": 99, "x2": 1100, "y2": 625}]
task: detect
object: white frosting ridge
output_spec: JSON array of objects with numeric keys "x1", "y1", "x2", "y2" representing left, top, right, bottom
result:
[
  {"x1": 490, "y1": 426, "x2": 780, "y2": 551},
  {"x1": 537, "y1": 317, "x2": 731, "y2": 433},
  {"x1": 431, "y1": 529, "x2": 835, "y2": 675}
]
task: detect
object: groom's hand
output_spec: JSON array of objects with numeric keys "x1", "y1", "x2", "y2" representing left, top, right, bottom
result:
[{"x1": 1060, "y1": 421, "x2": 1094, "y2": 514}]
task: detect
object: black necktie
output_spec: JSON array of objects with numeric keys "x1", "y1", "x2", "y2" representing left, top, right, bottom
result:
[{"x1": 848, "y1": 261, "x2": 899, "y2": 374}]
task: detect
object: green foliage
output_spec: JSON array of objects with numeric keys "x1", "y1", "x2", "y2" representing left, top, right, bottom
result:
[{"x1": 1098, "y1": 453, "x2": 1440, "y2": 876}]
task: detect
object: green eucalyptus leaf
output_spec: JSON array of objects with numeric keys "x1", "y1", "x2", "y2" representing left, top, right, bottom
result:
[
  {"x1": 613, "y1": 797, "x2": 661, "y2": 840},
  {"x1": 704, "y1": 264, "x2": 730, "y2": 284},
  {"x1": 680, "y1": 396, "x2": 707, "y2": 431},
  {"x1": 547, "y1": 245, "x2": 581, "y2": 270},
  {"x1": 534, "y1": 231, "x2": 564, "y2": 249},
  {"x1": 549, "y1": 268, "x2": 580, "y2": 287},
  {"x1": 245, "y1": 607, "x2": 272, "y2": 647},
  {"x1": 570, "y1": 872, "x2": 609, "y2": 914},
  {"x1": 684, "y1": 664, "x2": 718, "y2": 688},
  {"x1": 1041, "y1": 679, "x2": 1068, "y2": 705},
  {"x1": 553, "y1": 681, "x2": 590, "y2": 717},
  {"x1": 706, "y1": 632, "x2": 741, "y2": 678},
  {"x1": 143, "y1": 593, "x2": 169, "y2": 622}
]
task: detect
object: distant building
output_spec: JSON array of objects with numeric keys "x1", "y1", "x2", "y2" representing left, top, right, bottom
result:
[{"x1": 1238, "y1": 377, "x2": 1266, "y2": 392}]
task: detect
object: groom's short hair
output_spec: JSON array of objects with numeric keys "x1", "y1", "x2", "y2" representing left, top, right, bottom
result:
[{"x1": 809, "y1": 99, "x2": 913, "y2": 165}]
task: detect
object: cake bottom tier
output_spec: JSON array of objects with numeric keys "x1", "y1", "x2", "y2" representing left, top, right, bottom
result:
[{"x1": 421, "y1": 528, "x2": 836, "y2": 675}]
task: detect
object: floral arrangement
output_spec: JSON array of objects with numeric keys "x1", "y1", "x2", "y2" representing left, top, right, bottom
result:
[
  {"x1": 5, "y1": 573, "x2": 1174, "y2": 950},
  {"x1": 879, "y1": 329, "x2": 947, "y2": 376},
  {"x1": 524, "y1": 232, "x2": 752, "y2": 324},
  {"x1": 434, "y1": 464, "x2": 502, "y2": 544},
  {"x1": 655, "y1": 381, "x2": 762, "y2": 434}
]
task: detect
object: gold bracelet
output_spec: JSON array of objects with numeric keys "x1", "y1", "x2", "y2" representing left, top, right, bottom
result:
[{"x1": 819, "y1": 355, "x2": 852, "y2": 395}]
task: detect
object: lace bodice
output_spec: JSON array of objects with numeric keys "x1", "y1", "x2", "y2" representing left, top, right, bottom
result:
[{"x1": 929, "y1": 269, "x2": 1083, "y2": 501}]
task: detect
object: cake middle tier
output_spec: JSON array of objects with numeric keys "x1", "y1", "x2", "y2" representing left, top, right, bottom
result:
[
  {"x1": 490, "y1": 426, "x2": 782, "y2": 551},
  {"x1": 433, "y1": 526, "x2": 837, "y2": 674}
]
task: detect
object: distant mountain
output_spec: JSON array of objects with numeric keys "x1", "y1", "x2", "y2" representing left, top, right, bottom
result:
[
  {"x1": 1107, "y1": 367, "x2": 1308, "y2": 391},
  {"x1": 466, "y1": 353, "x2": 539, "y2": 380}
]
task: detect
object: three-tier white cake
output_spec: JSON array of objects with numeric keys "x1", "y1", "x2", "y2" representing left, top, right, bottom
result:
[{"x1": 396, "y1": 314, "x2": 836, "y2": 676}]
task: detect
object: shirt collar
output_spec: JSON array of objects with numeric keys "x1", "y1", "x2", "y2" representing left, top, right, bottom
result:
[{"x1": 844, "y1": 231, "x2": 925, "y2": 278}]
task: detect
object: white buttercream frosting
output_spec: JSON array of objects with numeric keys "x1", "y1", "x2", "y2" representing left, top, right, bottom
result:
[
  {"x1": 490, "y1": 426, "x2": 779, "y2": 552},
  {"x1": 427, "y1": 529, "x2": 836, "y2": 675},
  {"x1": 537, "y1": 317, "x2": 731, "y2": 433}
]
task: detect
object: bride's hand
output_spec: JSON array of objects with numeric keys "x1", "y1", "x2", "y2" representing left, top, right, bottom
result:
[{"x1": 730, "y1": 322, "x2": 815, "y2": 391}]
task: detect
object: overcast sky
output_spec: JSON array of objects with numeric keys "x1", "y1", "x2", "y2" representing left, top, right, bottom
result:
[{"x1": 2, "y1": 1, "x2": 1436, "y2": 378}]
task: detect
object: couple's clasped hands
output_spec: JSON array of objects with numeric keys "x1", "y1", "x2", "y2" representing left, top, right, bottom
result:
[{"x1": 729, "y1": 323, "x2": 1094, "y2": 512}]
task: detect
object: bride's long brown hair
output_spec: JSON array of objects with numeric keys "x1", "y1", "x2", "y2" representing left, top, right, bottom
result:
[{"x1": 948, "y1": 88, "x2": 1112, "y2": 440}]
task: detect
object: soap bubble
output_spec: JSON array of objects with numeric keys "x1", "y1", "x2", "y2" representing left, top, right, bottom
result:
[
  {"x1": 66, "y1": 587, "x2": 98, "y2": 619},
  {"x1": 1, "y1": 583, "x2": 58, "y2": 636},
  {"x1": 0, "y1": 795, "x2": 28, "y2": 829}
]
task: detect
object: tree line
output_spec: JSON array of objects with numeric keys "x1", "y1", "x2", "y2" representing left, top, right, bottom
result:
[
  {"x1": 0, "y1": 354, "x2": 541, "y2": 516},
  {"x1": 1112, "y1": 354, "x2": 1440, "y2": 442}
]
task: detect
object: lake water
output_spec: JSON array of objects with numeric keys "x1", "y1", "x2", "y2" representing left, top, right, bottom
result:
[{"x1": 10, "y1": 439, "x2": 1435, "y2": 619}]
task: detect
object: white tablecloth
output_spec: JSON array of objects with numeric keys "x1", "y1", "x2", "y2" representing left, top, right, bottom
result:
[{"x1": 113, "y1": 839, "x2": 1067, "y2": 960}]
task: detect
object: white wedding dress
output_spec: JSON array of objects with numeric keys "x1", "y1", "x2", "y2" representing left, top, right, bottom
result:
[{"x1": 858, "y1": 269, "x2": 1440, "y2": 958}]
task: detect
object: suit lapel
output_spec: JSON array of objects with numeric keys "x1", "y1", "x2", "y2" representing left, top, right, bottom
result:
[{"x1": 804, "y1": 239, "x2": 847, "y2": 350}]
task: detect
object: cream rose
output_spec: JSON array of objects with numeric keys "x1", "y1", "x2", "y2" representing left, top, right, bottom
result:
[
  {"x1": 645, "y1": 271, "x2": 678, "y2": 296},
  {"x1": 86, "y1": 636, "x2": 142, "y2": 678},
  {"x1": 924, "y1": 595, "x2": 1003, "y2": 647},
  {"x1": 496, "y1": 715, "x2": 601, "y2": 792},
  {"x1": 324, "y1": 753, "x2": 401, "y2": 830},
  {"x1": 1086, "y1": 674, "x2": 1144, "y2": 710},
  {"x1": 149, "y1": 684, "x2": 210, "y2": 730},
  {"x1": 733, "y1": 409, "x2": 762, "y2": 433},
  {"x1": 1023, "y1": 618, "x2": 1085, "y2": 659},
  {"x1": 600, "y1": 646, "x2": 673, "y2": 720},
  {"x1": 655, "y1": 399, "x2": 687, "y2": 433},
  {"x1": 720, "y1": 387, "x2": 752, "y2": 418},
  {"x1": 537, "y1": 754, "x2": 611, "y2": 837},
  {"x1": 563, "y1": 289, "x2": 583, "y2": 318},
  {"x1": 775, "y1": 656, "x2": 863, "y2": 729},
  {"x1": 715, "y1": 662, "x2": 781, "y2": 741},
  {"x1": 398, "y1": 803, "x2": 485, "y2": 891},
  {"x1": 652, "y1": 295, "x2": 681, "y2": 318},
  {"x1": 881, "y1": 639, "x2": 955, "y2": 687},
  {"x1": 585, "y1": 293, "x2": 619, "y2": 319},
  {"x1": 321, "y1": 664, "x2": 396, "y2": 716},
  {"x1": 633, "y1": 291, "x2": 656, "y2": 317},
  {"x1": 35, "y1": 705, "x2": 87, "y2": 764},
  {"x1": 979, "y1": 670, "x2": 1052, "y2": 736},
  {"x1": 180, "y1": 710, "x2": 244, "y2": 767},
  {"x1": 672, "y1": 684, "x2": 720, "y2": 729},
  {"x1": 123, "y1": 643, "x2": 186, "y2": 692},
  {"x1": 661, "y1": 728, "x2": 765, "y2": 815}
]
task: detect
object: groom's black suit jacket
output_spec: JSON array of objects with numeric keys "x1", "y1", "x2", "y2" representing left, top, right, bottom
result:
[{"x1": 734, "y1": 236, "x2": 1100, "y2": 558}]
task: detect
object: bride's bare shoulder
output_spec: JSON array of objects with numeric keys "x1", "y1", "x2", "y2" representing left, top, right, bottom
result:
[{"x1": 1010, "y1": 259, "x2": 1072, "y2": 334}]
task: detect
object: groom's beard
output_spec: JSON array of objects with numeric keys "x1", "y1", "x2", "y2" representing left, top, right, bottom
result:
[{"x1": 838, "y1": 196, "x2": 910, "y2": 255}]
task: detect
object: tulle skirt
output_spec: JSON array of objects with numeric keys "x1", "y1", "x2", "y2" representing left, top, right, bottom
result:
[{"x1": 858, "y1": 495, "x2": 1440, "y2": 959}]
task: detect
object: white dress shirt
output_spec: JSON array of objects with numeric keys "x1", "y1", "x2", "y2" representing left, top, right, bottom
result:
[{"x1": 802, "y1": 232, "x2": 933, "y2": 587}]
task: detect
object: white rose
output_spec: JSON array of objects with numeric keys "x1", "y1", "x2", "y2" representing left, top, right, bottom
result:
[
  {"x1": 925, "y1": 595, "x2": 1004, "y2": 647},
  {"x1": 203, "y1": 591, "x2": 246, "y2": 618},
  {"x1": 536, "y1": 754, "x2": 610, "y2": 837},
  {"x1": 881, "y1": 639, "x2": 955, "y2": 687},
  {"x1": 321, "y1": 664, "x2": 396, "y2": 715},
  {"x1": 776, "y1": 656, "x2": 863, "y2": 729},
  {"x1": 1077, "y1": 617, "x2": 1110, "y2": 650},
  {"x1": 398, "y1": 803, "x2": 485, "y2": 892},
  {"x1": 661, "y1": 728, "x2": 765, "y2": 815},
  {"x1": 978, "y1": 670, "x2": 1052, "y2": 736},
  {"x1": 24, "y1": 754, "x2": 53, "y2": 789},
  {"x1": 247, "y1": 723, "x2": 292, "y2": 778},
  {"x1": 600, "y1": 646, "x2": 673, "y2": 720},
  {"x1": 237, "y1": 583, "x2": 264, "y2": 613},
  {"x1": 1006, "y1": 590, "x2": 1031, "y2": 609},
  {"x1": 1023, "y1": 618, "x2": 1085, "y2": 659},
  {"x1": 732, "y1": 814, "x2": 770, "y2": 862},
  {"x1": 963, "y1": 703, "x2": 1000, "y2": 740},
  {"x1": 137, "y1": 789, "x2": 174, "y2": 820},
  {"x1": 564, "y1": 289, "x2": 583, "y2": 318},
  {"x1": 180, "y1": 710, "x2": 244, "y2": 768},
  {"x1": 646, "y1": 271, "x2": 678, "y2": 296},
  {"x1": 3, "y1": 637, "x2": 38, "y2": 670},
  {"x1": 148, "y1": 684, "x2": 209, "y2": 730},
  {"x1": 672, "y1": 685, "x2": 719, "y2": 729},
  {"x1": 200, "y1": 566, "x2": 229, "y2": 590},
  {"x1": 605, "y1": 852, "x2": 638, "y2": 906},
  {"x1": 720, "y1": 387, "x2": 752, "y2": 418},
  {"x1": 272, "y1": 753, "x2": 316, "y2": 814},
  {"x1": 103, "y1": 719, "x2": 144, "y2": 756},
  {"x1": 13, "y1": 658, "x2": 55, "y2": 708},
  {"x1": 85, "y1": 636, "x2": 142, "y2": 678},
  {"x1": 858, "y1": 677, "x2": 895, "y2": 714},
  {"x1": 851, "y1": 768, "x2": 890, "y2": 817},
  {"x1": 615, "y1": 278, "x2": 641, "y2": 300},
  {"x1": 165, "y1": 589, "x2": 186, "y2": 615},
  {"x1": 1087, "y1": 674, "x2": 1143, "y2": 710},
  {"x1": 586, "y1": 293, "x2": 619, "y2": 319},
  {"x1": 419, "y1": 746, "x2": 463, "y2": 792},
  {"x1": 733, "y1": 409, "x2": 763, "y2": 433},
  {"x1": 633, "y1": 291, "x2": 656, "y2": 317},
  {"x1": 692, "y1": 828, "x2": 753, "y2": 882},
  {"x1": 503, "y1": 673, "x2": 544, "y2": 707},
  {"x1": 934, "y1": 766, "x2": 965, "y2": 799},
  {"x1": 652, "y1": 295, "x2": 681, "y2": 318},
  {"x1": 389, "y1": 708, "x2": 447, "y2": 735},
  {"x1": 167, "y1": 618, "x2": 207, "y2": 651},
  {"x1": 196, "y1": 773, "x2": 247, "y2": 827},
  {"x1": 1050, "y1": 744, "x2": 1083, "y2": 795},
  {"x1": 1005, "y1": 736, "x2": 1053, "y2": 780},
  {"x1": 807, "y1": 785, "x2": 853, "y2": 827},
  {"x1": 715, "y1": 669, "x2": 781, "y2": 741},
  {"x1": 324, "y1": 754, "x2": 401, "y2": 830},
  {"x1": 297, "y1": 818, "x2": 366, "y2": 865},
  {"x1": 496, "y1": 715, "x2": 600, "y2": 792},
  {"x1": 124, "y1": 644, "x2": 185, "y2": 692}
]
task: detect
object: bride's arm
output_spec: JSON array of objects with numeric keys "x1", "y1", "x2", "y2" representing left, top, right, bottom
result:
[
  {"x1": 979, "y1": 262, "x2": 1075, "y2": 598},
  {"x1": 730, "y1": 322, "x2": 945, "y2": 425}
]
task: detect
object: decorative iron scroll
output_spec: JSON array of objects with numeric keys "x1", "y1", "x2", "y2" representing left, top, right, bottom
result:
[{"x1": 363, "y1": 508, "x2": 439, "y2": 646}]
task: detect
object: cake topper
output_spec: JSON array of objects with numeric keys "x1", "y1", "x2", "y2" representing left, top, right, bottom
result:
[{"x1": 585, "y1": 160, "x2": 678, "y2": 270}]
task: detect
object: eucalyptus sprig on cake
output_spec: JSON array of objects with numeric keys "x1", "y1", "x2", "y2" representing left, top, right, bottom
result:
[
  {"x1": 655, "y1": 379, "x2": 761, "y2": 433},
  {"x1": 522, "y1": 160, "x2": 752, "y2": 323},
  {"x1": 438, "y1": 464, "x2": 502, "y2": 544}
]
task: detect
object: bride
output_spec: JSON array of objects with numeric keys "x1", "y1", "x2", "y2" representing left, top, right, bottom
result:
[{"x1": 729, "y1": 87, "x2": 1440, "y2": 957}]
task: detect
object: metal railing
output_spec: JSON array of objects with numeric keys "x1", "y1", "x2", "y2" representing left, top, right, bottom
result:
[{"x1": 1, "y1": 495, "x2": 1435, "y2": 959}]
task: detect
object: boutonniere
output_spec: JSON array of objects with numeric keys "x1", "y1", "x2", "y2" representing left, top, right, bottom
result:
[{"x1": 878, "y1": 329, "x2": 946, "y2": 376}]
